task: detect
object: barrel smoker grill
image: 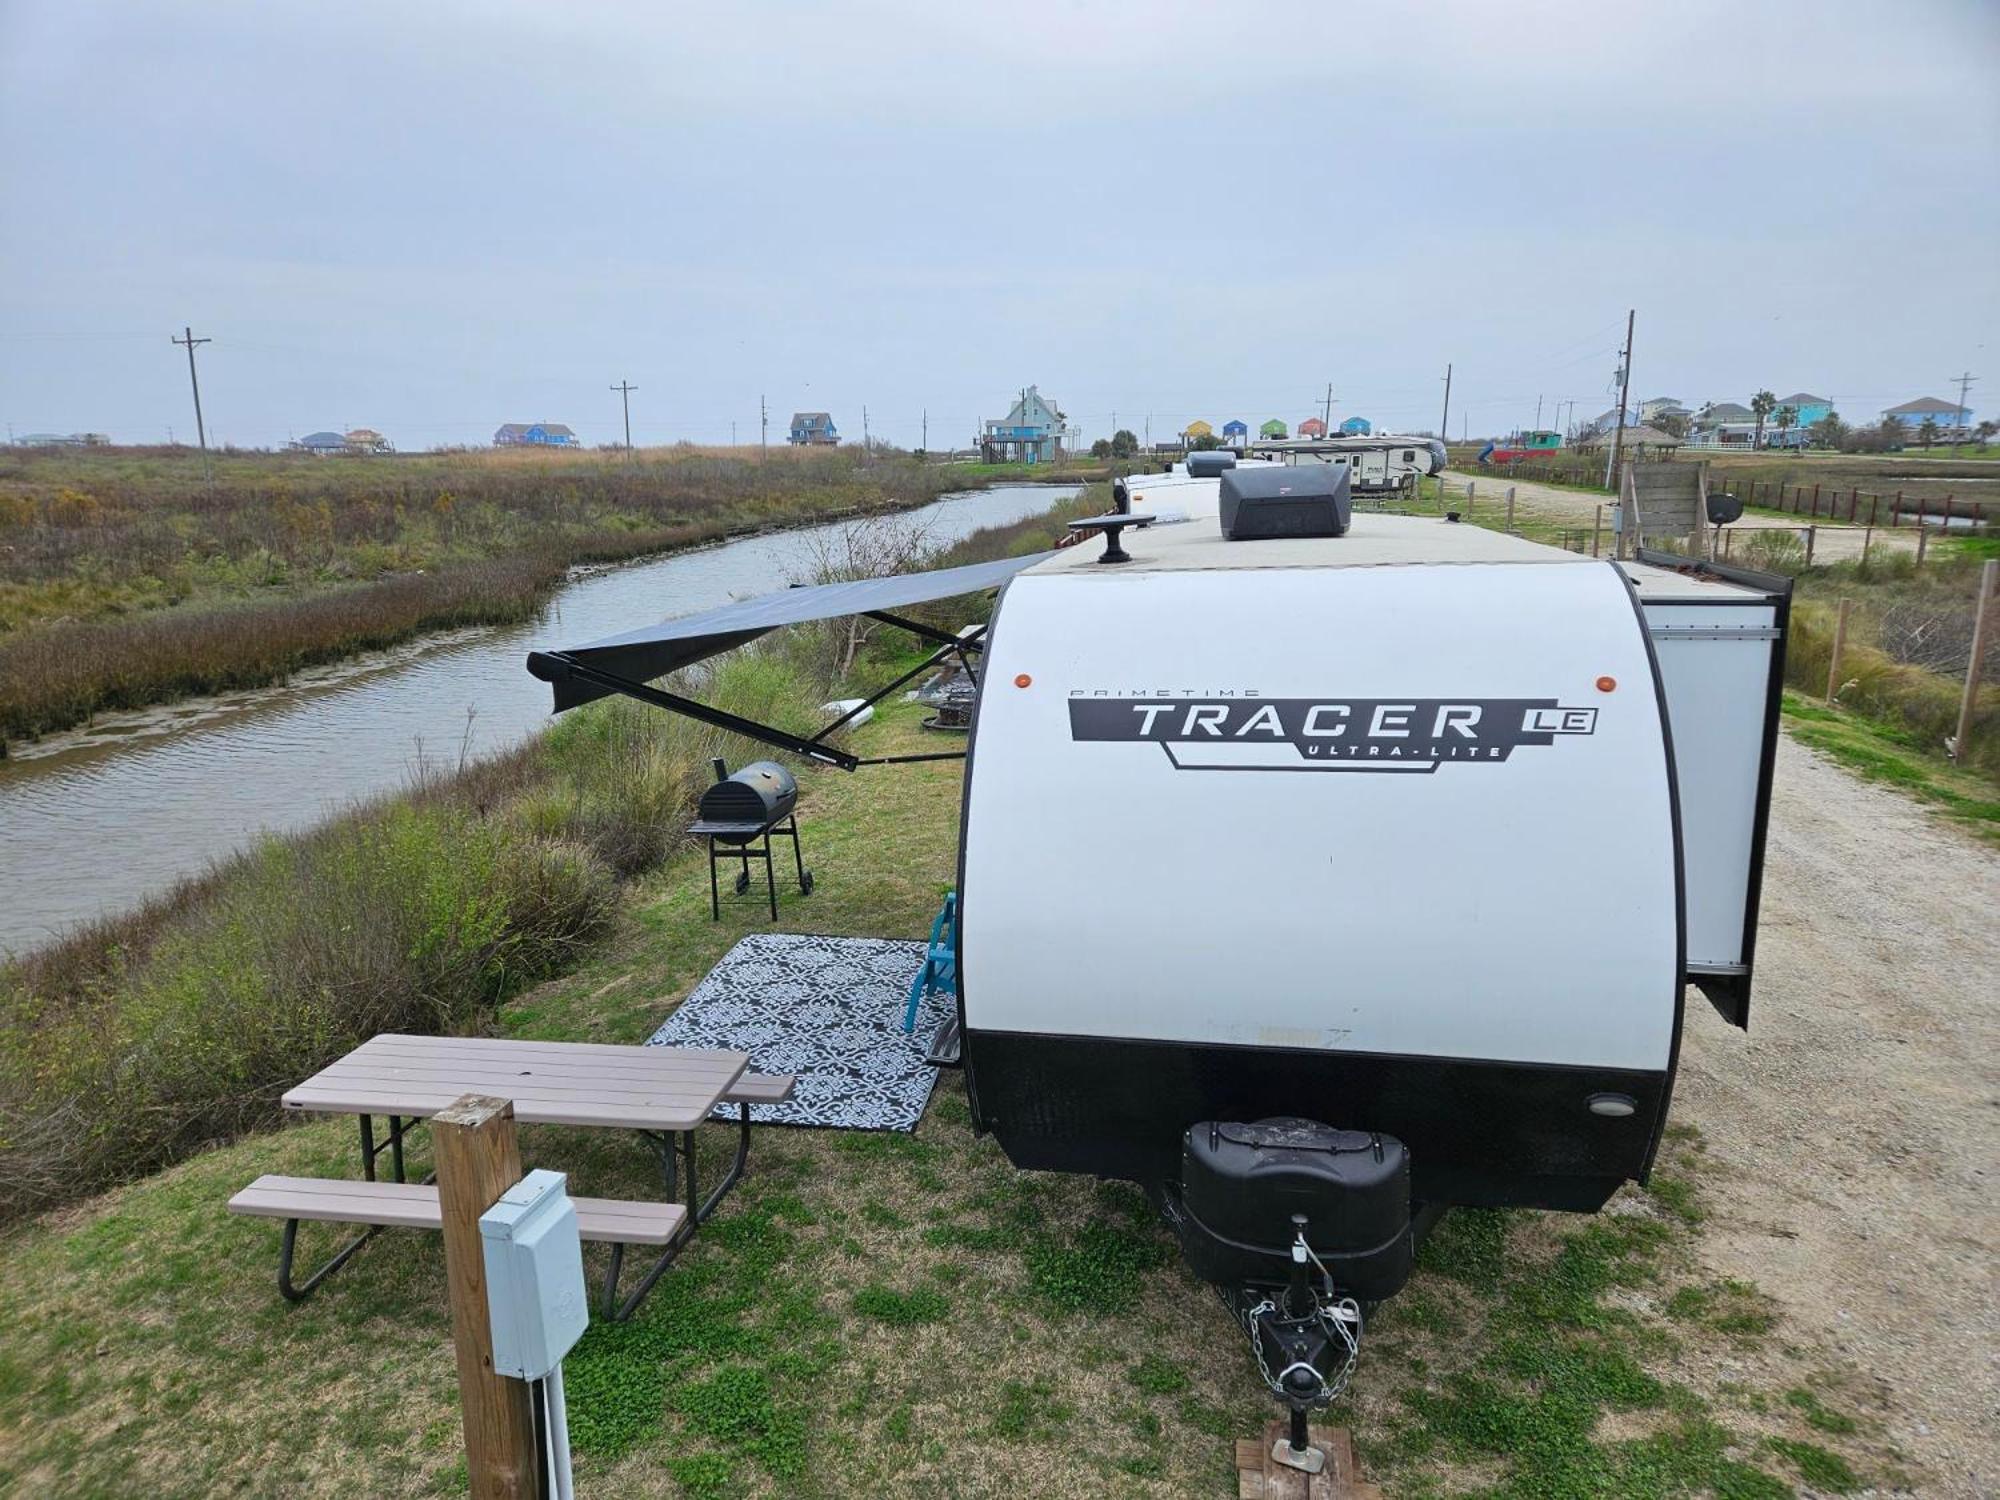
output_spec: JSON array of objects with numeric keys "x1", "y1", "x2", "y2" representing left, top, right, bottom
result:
[
  {"x1": 690, "y1": 760, "x2": 813, "y2": 921},
  {"x1": 1164, "y1": 1118, "x2": 1415, "y2": 1465}
]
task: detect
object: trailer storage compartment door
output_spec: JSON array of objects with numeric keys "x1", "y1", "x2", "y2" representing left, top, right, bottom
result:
[{"x1": 1625, "y1": 554, "x2": 1792, "y2": 1028}]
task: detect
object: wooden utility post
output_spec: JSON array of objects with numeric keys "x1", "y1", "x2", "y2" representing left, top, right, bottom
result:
[
  {"x1": 1591, "y1": 504, "x2": 1604, "y2": 558},
  {"x1": 1953, "y1": 560, "x2": 1997, "y2": 762},
  {"x1": 435, "y1": 1095, "x2": 542, "y2": 1500},
  {"x1": 1505, "y1": 486, "x2": 1517, "y2": 532},
  {"x1": 1825, "y1": 599, "x2": 1854, "y2": 704}
]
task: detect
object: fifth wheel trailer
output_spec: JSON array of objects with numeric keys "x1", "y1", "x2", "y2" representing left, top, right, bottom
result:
[{"x1": 524, "y1": 468, "x2": 1789, "y2": 1440}]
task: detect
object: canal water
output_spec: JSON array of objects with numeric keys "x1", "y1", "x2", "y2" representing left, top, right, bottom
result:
[{"x1": 0, "y1": 485, "x2": 1073, "y2": 957}]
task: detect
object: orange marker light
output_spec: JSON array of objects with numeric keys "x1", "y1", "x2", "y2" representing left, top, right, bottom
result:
[
  {"x1": 1014, "y1": 673, "x2": 1033, "y2": 689},
  {"x1": 1596, "y1": 676, "x2": 1617, "y2": 693}
]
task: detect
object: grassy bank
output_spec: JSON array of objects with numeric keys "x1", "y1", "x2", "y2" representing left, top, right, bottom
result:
[
  {"x1": 0, "y1": 700, "x2": 1899, "y2": 1497},
  {"x1": 0, "y1": 445, "x2": 967, "y2": 746}
]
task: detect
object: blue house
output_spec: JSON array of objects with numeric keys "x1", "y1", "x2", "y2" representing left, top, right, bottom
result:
[
  {"x1": 1765, "y1": 393, "x2": 1833, "y2": 446},
  {"x1": 1882, "y1": 397, "x2": 1974, "y2": 434},
  {"x1": 1339, "y1": 416, "x2": 1372, "y2": 436},
  {"x1": 1221, "y1": 419, "x2": 1249, "y2": 446},
  {"x1": 494, "y1": 422, "x2": 580, "y2": 448},
  {"x1": 295, "y1": 430, "x2": 349, "y2": 455},
  {"x1": 789, "y1": 411, "x2": 839, "y2": 445},
  {"x1": 980, "y1": 385, "x2": 1069, "y2": 464}
]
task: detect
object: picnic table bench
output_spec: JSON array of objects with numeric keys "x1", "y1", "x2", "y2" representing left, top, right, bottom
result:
[{"x1": 229, "y1": 1032, "x2": 792, "y2": 1319}]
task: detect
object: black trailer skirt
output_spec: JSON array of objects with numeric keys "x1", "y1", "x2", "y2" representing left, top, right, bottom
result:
[{"x1": 963, "y1": 1030, "x2": 1668, "y2": 1213}]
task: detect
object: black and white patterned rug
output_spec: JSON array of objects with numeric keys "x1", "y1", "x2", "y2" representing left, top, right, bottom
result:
[{"x1": 646, "y1": 933, "x2": 949, "y2": 1132}]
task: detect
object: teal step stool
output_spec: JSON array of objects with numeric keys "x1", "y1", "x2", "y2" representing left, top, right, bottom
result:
[{"x1": 903, "y1": 893, "x2": 958, "y2": 1032}]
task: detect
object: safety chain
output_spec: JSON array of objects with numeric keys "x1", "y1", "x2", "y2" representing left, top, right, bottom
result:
[{"x1": 1216, "y1": 1281, "x2": 1364, "y2": 1408}]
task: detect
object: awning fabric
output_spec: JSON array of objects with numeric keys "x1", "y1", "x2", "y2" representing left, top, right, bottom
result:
[{"x1": 527, "y1": 549, "x2": 1058, "y2": 712}]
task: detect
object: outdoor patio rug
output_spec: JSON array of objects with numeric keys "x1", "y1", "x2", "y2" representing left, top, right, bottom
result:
[{"x1": 645, "y1": 933, "x2": 948, "y2": 1131}]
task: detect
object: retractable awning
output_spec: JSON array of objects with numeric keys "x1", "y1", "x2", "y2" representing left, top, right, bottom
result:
[{"x1": 525, "y1": 548, "x2": 1058, "y2": 768}]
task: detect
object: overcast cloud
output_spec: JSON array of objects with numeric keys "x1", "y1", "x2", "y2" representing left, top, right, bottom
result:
[{"x1": 3, "y1": 0, "x2": 1996, "y2": 448}]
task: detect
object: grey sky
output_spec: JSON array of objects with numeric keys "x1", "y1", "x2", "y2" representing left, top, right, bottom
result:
[{"x1": 3, "y1": 0, "x2": 1996, "y2": 449}]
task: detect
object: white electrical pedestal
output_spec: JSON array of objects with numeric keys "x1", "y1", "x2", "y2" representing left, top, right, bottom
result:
[{"x1": 481, "y1": 1169, "x2": 589, "y2": 1500}]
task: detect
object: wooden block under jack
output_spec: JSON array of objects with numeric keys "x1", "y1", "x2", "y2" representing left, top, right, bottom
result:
[{"x1": 1235, "y1": 1420, "x2": 1383, "y2": 1499}]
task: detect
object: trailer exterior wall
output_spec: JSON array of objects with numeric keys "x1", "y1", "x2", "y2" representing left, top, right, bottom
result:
[{"x1": 959, "y1": 559, "x2": 1683, "y2": 1210}]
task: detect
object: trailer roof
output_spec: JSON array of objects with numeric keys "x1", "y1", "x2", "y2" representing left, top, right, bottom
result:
[{"x1": 1033, "y1": 507, "x2": 1587, "y2": 576}]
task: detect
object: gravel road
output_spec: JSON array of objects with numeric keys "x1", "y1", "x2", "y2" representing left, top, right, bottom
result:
[
  {"x1": 1443, "y1": 470, "x2": 1927, "y2": 561},
  {"x1": 1673, "y1": 735, "x2": 1998, "y2": 1496}
]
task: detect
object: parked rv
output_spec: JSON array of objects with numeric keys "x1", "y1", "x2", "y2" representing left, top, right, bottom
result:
[
  {"x1": 1251, "y1": 435, "x2": 1447, "y2": 493},
  {"x1": 528, "y1": 467, "x2": 1789, "y2": 1447}
]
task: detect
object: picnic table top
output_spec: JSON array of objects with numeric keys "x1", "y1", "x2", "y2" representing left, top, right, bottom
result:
[{"x1": 281, "y1": 1032, "x2": 750, "y2": 1133}]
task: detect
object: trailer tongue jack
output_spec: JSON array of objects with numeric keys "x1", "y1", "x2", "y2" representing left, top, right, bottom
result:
[{"x1": 1246, "y1": 1218, "x2": 1363, "y2": 1473}]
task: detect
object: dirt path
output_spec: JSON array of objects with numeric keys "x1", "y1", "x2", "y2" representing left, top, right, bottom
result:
[
  {"x1": 1673, "y1": 734, "x2": 1999, "y2": 1495},
  {"x1": 1443, "y1": 469, "x2": 1926, "y2": 561}
]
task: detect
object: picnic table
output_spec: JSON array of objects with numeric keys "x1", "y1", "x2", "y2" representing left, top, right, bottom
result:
[{"x1": 232, "y1": 1033, "x2": 789, "y2": 1318}]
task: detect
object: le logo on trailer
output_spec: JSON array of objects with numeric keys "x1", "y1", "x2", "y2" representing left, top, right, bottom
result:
[{"x1": 1067, "y1": 695, "x2": 1599, "y2": 773}]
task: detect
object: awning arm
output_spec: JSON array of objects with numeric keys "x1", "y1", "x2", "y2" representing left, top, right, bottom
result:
[
  {"x1": 863, "y1": 611, "x2": 983, "y2": 653},
  {"x1": 526, "y1": 652, "x2": 861, "y2": 770},
  {"x1": 809, "y1": 624, "x2": 988, "y2": 745}
]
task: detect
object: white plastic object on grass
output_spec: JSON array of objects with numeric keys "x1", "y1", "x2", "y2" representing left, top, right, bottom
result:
[{"x1": 821, "y1": 698, "x2": 874, "y2": 727}]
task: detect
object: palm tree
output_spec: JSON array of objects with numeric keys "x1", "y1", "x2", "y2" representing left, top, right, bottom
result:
[
  {"x1": 1772, "y1": 405, "x2": 1798, "y2": 449},
  {"x1": 1750, "y1": 390, "x2": 1777, "y2": 450}
]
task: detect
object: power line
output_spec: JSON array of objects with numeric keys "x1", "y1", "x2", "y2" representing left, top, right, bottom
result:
[
  {"x1": 1950, "y1": 371, "x2": 1978, "y2": 434},
  {"x1": 1606, "y1": 309, "x2": 1636, "y2": 514},
  {"x1": 610, "y1": 380, "x2": 637, "y2": 452},
  {"x1": 170, "y1": 325, "x2": 213, "y2": 486}
]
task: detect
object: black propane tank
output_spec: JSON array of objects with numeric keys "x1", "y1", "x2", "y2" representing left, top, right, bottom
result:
[
  {"x1": 1175, "y1": 1117, "x2": 1413, "y2": 1300},
  {"x1": 697, "y1": 761, "x2": 797, "y2": 840}
]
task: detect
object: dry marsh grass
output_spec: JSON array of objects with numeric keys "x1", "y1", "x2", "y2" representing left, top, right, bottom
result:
[{"x1": 0, "y1": 444, "x2": 964, "y2": 745}]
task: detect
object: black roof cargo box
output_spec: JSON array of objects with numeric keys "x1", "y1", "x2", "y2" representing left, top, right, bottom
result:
[{"x1": 1219, "y1": 464, "x2": 1351, "y2": 540}]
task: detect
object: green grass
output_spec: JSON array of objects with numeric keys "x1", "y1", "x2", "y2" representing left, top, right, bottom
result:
[
  {"x1": 1782, "y1": 693, "x2": 2000, "y2": 838},
  {"x1": 0, "y1": 512, "x2": 1915, "y2": 1493}
]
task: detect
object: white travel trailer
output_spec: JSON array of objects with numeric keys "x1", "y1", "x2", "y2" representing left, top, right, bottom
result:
[
  {"x1": 1253, "y1": 435, "x2": 1448, "y2": 493},
  {"x1": 527, "y1": 463, "x2": 1789, "y2": 1444}
]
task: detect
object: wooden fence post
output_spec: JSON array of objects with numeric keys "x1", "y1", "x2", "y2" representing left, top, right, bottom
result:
[
  {"x1": 1891, "y1": 490, "x2": 1901, "y2": 527},
  {"x1": 1811, "y1": 483, "x2": 1821, "y2": 515},
  {"x1": 1868, "y1": 493, "x2": 1879, "y2": 526},
  {"x1": 1804, "y1": 524, "x2": 1817, "y2": 566},
  {"x1": 1505, "y1": 486, "x2": 1517, "y2": 531},
  {"x1": 435, "y1": 1095, "x2": 542, "y2": 1500},
  {"x1": 1826, "y1": 599, "x2": 1854, "y2": 703},
  {"x1": 1916, "y1": 525, "x2": 1929, "y2": 564},
  {"x1": 1591, "y1": 504, "x2": 1603, "y2": 557},
  {"x1": 1860, "y1": 527, "x2": 1872, "y2": 567},
  {"x1": 1954, "y1": 560, "x2": 1998, "y2": 761}
]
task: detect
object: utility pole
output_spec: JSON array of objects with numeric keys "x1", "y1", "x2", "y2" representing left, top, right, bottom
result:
[
  {"x1": 1534, "y1": 395, "x2": 1543, "y2": 431},
  {"x1": 759, "y1": 394, "x2": 768, "y2": 459},
  {"x1": 862, "y1": 404, "x2": 870, "y2": 456},
  {"x1": 731, "y1": 420, "x2": 737, "y2": 447},
  {"x1": 1950, "y1": 371, "x2": 1978, "y2": 440},
  {"x1": 609, "y1": 380, "x2": 637, "y2": 452},
  {"x1": 171, "y1": 325, "x2": 213, "y2": 484},
  {"x1": 1323, "y1": 383, "x2": 1334, "y2": 431},
  {"x1": 1604, "y1": 309, "x2": 1636, "y2": 493},
  {"x1": 922, "y1": 408, "x2": 928, "y2": 453},
  {"x1": 1439, "y1": 364, "x2": 1452, "y2": 442}
]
